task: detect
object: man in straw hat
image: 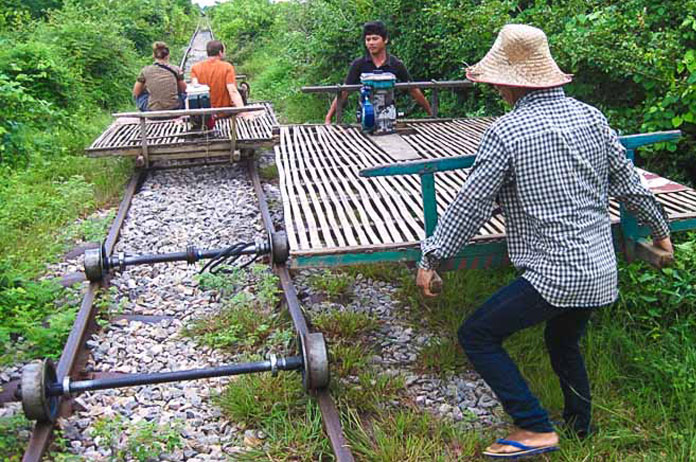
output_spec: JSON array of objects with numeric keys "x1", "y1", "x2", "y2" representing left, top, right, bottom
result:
[{"x1": 416, "y1": 24, "x2": 673, "y2": 458}]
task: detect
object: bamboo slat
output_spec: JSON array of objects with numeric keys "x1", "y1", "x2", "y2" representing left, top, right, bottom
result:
[
  {"x1": 292, "y1": 126, "x2": 336, "y2": 248},
  {"x1": 299, "y1": 127, "x2": 357, "y2": 247},
  {"x1": 334, "y1": 127, "x2": 421, "y2": 242},
  {"x1": 335, "y1": 126, "x2": 426, "y2": 240},
  {"x1": 277, "y1": 128, "x2": 309, "y2": 249},
  {"x1": 277, "y1": 120, "x2": 696, "y2": 257},
  {"x1": 316, "y1": 126, "x2": 395, "y2": 244}
]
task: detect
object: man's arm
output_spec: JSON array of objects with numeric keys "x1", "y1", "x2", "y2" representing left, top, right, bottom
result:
[
  {"x1": 409, "y1": 88, "x2": 432, "y2": 116},
  {"x1": 394, "y1": 60, "x2": 432, "y2": 116},
  {"x1": 419, "y1": 129, "x2": 511, "y2": 269},
  {"x1": 325, "y1": 91, "x2": 348, "y2": 124},
  {"x1": 224, "y1": 64, "x2": 245, "y2": 109},
  {"x1": 226, "y1": 83, "x2": 245, "y2": 107},
  {"x1": 326, "y1": 59, "x2": 362, "y2": 123},
  {"x1": 606, "y1": 126, "x2": 671, "y2": 249}
]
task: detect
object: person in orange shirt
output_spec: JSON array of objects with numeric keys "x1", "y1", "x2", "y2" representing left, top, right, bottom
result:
[{"x1": 190, "y1": 40, "x2": 245, "y2": 113}]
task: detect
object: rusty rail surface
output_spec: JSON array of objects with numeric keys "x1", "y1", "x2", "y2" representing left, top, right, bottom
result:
[
  {"x1": 247, "y1": 158, "x2": 355, "y2": 462},
  {"x1": 23, "y1": 170, "x2": 146, "y2": 462}
]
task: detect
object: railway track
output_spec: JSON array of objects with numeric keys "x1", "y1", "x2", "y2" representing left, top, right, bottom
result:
[
  {"x1": 180, "y1": 19, "x2": 213, "y2": 80},
  {"x1": 7, "y1": 24, "x2": 354, "y2": 462}
]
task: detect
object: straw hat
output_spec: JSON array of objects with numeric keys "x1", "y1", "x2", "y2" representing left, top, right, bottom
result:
[{"x1": 466, "y1": 24, "x2": 572, "y2": 88}]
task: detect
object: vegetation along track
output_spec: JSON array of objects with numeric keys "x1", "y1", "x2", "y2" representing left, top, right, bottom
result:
[{"x1": 5, "y1": 157, "x2": 351, "y2": 461}]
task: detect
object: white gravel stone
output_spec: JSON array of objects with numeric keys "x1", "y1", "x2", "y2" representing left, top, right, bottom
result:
[{"x1": 52, "y1": 163, "x2": 268, "y2": 459}]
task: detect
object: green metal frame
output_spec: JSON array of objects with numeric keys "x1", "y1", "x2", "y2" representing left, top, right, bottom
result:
[
  {"x1": 292, "y1": 240, "x2": 509, "y2": 270},
  {"x1": 290, "y1": 130, "x2": 696, "y2": 269}
]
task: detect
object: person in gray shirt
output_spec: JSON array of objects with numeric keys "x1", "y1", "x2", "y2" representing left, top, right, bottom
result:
[{"x1": 133, "y1": 42, "x2": 187, "y2": 111}]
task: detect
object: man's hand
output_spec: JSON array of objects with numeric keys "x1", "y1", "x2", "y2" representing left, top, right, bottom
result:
[
  {"x1": 324, "y1": 116, "x2": 333, "y2": 125},
  {"x1": 653, "y1": 236, "x2": 674, "y2": 254},
  {"x1": 416, "y1": 268, "x2": 443, "y2": 298}
]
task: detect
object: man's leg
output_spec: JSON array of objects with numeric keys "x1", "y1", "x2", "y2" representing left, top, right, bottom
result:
[
  {"x1": 459, "y1": 277, "x2": 567, "y2": 455},
  {"x1": 544, "y1": 308, "x2": 593, "y2": 437},
  {"x1": 459, "y1": 277, "x2": 562, "y2": 432}
]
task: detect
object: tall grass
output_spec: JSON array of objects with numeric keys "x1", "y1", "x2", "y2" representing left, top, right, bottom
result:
[{"x1": 390, "y1": 243, "x2": 696, "y2": 460}]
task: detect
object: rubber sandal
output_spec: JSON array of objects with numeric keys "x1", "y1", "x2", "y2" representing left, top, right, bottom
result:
[{"x1": 483, "y1": 439, "x2": 559, "y2": 459}]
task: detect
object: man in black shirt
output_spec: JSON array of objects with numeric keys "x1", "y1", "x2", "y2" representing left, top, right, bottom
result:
[{"x1": 324, "y1": 21, "x2": 432, "y2": 124}]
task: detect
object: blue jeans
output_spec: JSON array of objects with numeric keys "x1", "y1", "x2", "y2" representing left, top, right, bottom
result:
[{"x1": 459, "y1": 277, "x2": 593, "y2": 434}]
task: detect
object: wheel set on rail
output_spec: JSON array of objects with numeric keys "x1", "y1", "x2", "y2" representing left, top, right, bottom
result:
[
  {"x1": 13, "y1": 22, "x2": 357, "y2": 462},
  {"x1": 16, "y1": 229, "x2": 330, "y2": 424},
  {"x1": 19, "y1": 333, "x2": 329, "y2": 423},
  {"x1": 83, "y1": 230, "x2": 290, "y2": 282}
]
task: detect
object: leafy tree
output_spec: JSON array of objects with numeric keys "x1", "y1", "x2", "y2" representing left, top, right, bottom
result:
[{"x1": 212, "y1": 0, "x2": 695, "y2": 184}]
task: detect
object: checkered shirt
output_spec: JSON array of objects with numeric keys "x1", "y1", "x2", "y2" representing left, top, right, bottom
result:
[{"x1": 420, "y1": 87, "x2": 670, "y2": 308}]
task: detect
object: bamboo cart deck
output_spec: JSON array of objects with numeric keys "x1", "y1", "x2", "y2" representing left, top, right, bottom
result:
[
  {"x1": 86, "y1": 102, "x2": 278, "y2": 160},
  {"x1": 276, "y1": 120, "x2": 696, "y2": 268}
]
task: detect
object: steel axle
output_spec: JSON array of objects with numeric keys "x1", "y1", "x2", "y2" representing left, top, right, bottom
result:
[
  {"x1": 19, "y1": 333, "x2": 328, "y2": 423},
  {"x1": 84, "y1": 231, "x2": 289, "y2": 282},
  {"x1": 52, "y1": 355, "x2": 303, "y2": 397}
]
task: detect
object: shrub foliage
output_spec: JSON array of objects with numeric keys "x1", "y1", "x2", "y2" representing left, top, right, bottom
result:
[
  {"x1": 0, "y1": 0, "x2": 197, "y2": 369},
  {"x1": 212, "y1": 0, "x2": 695, "y2": 184}
]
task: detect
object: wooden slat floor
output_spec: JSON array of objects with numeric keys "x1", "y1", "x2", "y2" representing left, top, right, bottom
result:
[
  {"x1": 86, "y1": 102, "x2": 278, "y2": 155},
  {"x1": 276, "y1": 120, "x2": 696, "y2": 256}
]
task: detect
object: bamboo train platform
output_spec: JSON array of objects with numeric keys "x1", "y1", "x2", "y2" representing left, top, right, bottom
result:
[
  {"x1": 276, "y1": 119, "x2": 696, "y2": 269},
  {"x1": 86, "y1": 101, "x2": 279, "y2": 161}
]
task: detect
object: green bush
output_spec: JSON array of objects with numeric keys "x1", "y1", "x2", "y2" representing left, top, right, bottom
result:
[
  {"x1": 212, "y1": 0, "x2": 695, "y2": 183},
  {"x1": 211, "y1": 0, "x2": 276, "y2": 63},
  {"x1": 34, "y1": 3, "x2": 140, "y2": 109},
  {"x1": 0, "y1": 40, "x2": 65, "y2": 166},
  {"x1": 614, "y1": 236, "x2": 696, "y2": 395},
  {"x1": 0, "y1": 0, "x2": 198, "y2": 368},
  {"x1": 0, "y1": 39, "x2": 74, "y2": 107},
  {"x1": 0, "y1": 278, "x2": 74, "y2": 365}
]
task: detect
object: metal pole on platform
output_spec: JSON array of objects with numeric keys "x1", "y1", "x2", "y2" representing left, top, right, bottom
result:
[
  {"x1": 420, "y1": 173, "x2": 438, "y2": 236},
  {"x1": 139, "y1": 118, "x2": 149, "y2": 168}
]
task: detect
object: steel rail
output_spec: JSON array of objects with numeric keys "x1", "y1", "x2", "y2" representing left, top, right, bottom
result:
[
  {"x1": 22, "y1": 170, "x2": 146, "y2": 462},
  {"x1": 179, "y1": 19, "x2": 201, "y2": 70},
  {"x1": 22, "y1": 18, "x2": 352, "y2": 460},
  {"x1": 247, "y1": 159, "x2": 355, "y2": 462}
]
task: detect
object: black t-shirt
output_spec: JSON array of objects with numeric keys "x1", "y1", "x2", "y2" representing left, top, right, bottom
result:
[{"x1": 344, "y1": 54, "x2": 411, "y2": 84}]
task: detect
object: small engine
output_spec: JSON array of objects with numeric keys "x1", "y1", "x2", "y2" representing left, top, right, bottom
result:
[
  {"x1": 358, "y1": 71, "x2": 397, "y2": 135},
  {"x1": 186, "y1": 83, "x2": 211, "y2": 131}
]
